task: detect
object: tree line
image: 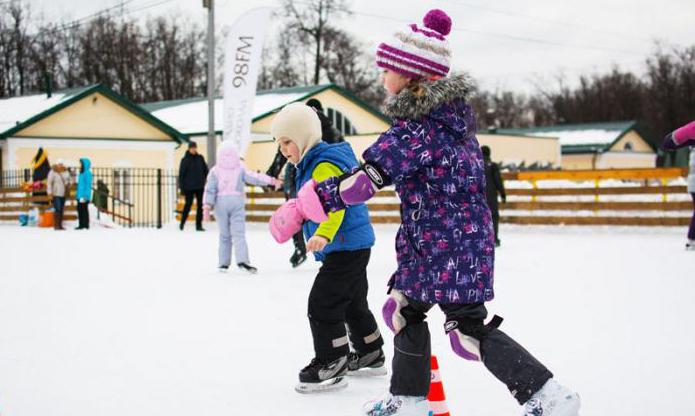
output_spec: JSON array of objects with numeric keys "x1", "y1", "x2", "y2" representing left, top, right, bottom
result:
[{"x1": 1, "y1": 0, "x2": 693, "y2": 156}]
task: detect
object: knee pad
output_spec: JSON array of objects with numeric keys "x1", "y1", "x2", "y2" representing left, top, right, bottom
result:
[
  {"x1": 444, "y1": 315, "x2": 503, "y2": 362},
  {"x1": 382, "y1": 290, "x2": 408, "y2": 335}
]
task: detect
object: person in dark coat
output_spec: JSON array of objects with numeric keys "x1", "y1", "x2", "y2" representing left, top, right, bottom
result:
[
  {"x1": 179, "y1": 141, "x2": 209, "y2": 231},
  {"x1": 265, "y1": 99, "x2": 342, "y2": 267},
  {"x1": 31, "y1": 147, "x2": 51, "y2": 204},
  {"x1": 482, "y1": 145, "x2": 506, "y2": 247},
  {"x1": 306, "y1": 98, "x2": 344, "y2": 144}
]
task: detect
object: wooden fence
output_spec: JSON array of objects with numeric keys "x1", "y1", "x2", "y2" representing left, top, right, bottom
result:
[{"x1": 176, "y1": 167, "x2": 691, "y2": 227}]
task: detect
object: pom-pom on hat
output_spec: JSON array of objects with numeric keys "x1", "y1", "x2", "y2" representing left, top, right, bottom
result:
[{"x1": 376, "y1": 9, "x2": 453, "y2": 80}]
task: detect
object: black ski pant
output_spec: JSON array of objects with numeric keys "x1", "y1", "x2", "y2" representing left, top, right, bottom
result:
[
  {"x1": 488, "y1": 200, "x2": 501, "y2": 243},
  {"x1": 390, "y1": 297, "x2": 552, "y2": 404},
  {"x1": 77, "y1": 201, "x2": 89, "y2": 229},
  {"x1": 181, "y1": 189, "x2": 204, "y2": 229},
  {"x1": 308, "y1": 249, "x2": 383, "y2": 361}
]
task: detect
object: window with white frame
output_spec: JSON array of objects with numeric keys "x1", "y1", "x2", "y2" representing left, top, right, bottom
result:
[{"x1": 113, "y1": 169, "x2": 132, "y2": 202}]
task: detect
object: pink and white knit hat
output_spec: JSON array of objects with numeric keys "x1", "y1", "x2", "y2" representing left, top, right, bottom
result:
[{"x1": 376, "y1": 9, "x2": 452, "y2": 80}]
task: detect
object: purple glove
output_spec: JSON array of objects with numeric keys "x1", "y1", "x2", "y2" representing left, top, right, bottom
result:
[
  {"x1": 339, "y1": 169, "x2": 379, "y2": 205},
  {"x1": 315, "y1": 164, "x2": 386, "y2": 213}
]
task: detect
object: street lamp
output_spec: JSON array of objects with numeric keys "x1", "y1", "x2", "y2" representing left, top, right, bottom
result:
[{"x1": 203, "y1": 0, "x2": 216, "y2": 166}]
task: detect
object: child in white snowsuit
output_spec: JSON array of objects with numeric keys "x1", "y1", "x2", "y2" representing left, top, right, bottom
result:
[{"x1": 203, "y1": 143, "x2": 280, "y2": 273}]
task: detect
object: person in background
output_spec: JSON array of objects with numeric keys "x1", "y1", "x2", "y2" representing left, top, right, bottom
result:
[
  {"x1": 662, "y1": 120, "x2": 695, "y2": 250},
  {"x1": 265, "y1": 99, "x2": 343, "y2": 268},
  {"x1": 179, "y1": 141, "x2": 208, "y2": 231},
  {"x1": 203, "y1": 143, "x2": 282, "y2": 274},
  {"x1": 75, "y1": 158, "x2": 93, "y2": 230},
  {"x1": 306, "y1": 98, "x2": 344, "y2": 144},
  {"x1": 46, "y1": 160, "x2": 71, "y2": 231},
  {"x1": 482, "y1": 145, "x2": 507, "y2": 247},
  {"x1": 30, "y1": 147, "x2": 51, "y2": 204}
]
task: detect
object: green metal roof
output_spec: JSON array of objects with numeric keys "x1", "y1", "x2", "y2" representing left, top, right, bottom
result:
[
  {"x1": 140, "y1": 84, "x2": 333, "y2": 113},
  {"x1": 0, "y1": 84, "x2": 188, "y2": 143},
  {"x1": 496, "y1": 120, "x2": 656, "y2": 154},
  {"x1": 497, "y1": 120, "x2": 636, "y2": 135},
  {"x1": 141, "y1": 83, "x2": 390, "y2": 136}
]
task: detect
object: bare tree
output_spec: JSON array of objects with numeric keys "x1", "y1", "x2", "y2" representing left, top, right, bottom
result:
[{"x1": 280, "y1": 0, "x2": 349, "y2": 85}]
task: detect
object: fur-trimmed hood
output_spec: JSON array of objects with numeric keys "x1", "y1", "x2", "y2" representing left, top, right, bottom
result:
[{"x1": 382, "y1": 74, "x2": 475, "y2": 121}]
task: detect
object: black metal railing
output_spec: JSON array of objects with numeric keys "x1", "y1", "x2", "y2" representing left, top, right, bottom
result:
[
  {"x1": 0, "y1": 169, "x2": 31, "y2": 189},
  {"x1": 2, "y1": 168, "x2": 179, "y2": 228},
  {"x1": 91, "y1": 168, "x2": 178, "y2": 228}
]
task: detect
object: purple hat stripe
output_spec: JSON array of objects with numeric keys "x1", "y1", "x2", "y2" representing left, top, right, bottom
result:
[
  {"x1": 378, "y1": 43, "x2": 450, "y2": 72},
  {"x1": 409, "y1": 23, "x2": 445, "y2": 41},
  {"x1": 375, "y1": 60, "x2": 426, "y2": 79},
  {"x1": 377, "y1": 51, "x2": 447, "y2": 77}
]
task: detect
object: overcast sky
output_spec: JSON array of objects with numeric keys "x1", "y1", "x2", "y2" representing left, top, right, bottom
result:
[{"x1": 24, "y1": 0, "x2": 695, "y2": 93}]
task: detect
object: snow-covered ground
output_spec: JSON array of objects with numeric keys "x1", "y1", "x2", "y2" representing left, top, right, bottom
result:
[{"x1": 0, "y1": 223, "x2": 694, "y2": 416}]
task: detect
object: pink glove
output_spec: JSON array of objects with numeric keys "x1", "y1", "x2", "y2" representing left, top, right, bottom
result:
[
  {"x1": 269, "y1": 199, "x2": 304, "y2": 243},
  {"x1": 673, "y1": 121, "x2": 695, "y2": 147},
  {"x1": 296, "y1": 180, "x2": 328, "y2": 223},
  {"x1": 203, "y1": 205, "x2": 212, "y2": 222},
  {"x1": 269, "y1": 181, "x2": 329, "y2": 244}
]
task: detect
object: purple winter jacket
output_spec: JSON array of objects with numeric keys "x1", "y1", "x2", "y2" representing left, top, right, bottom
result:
[{"x1": 363, "y1": 75, "x2": 496, "y2": 305}]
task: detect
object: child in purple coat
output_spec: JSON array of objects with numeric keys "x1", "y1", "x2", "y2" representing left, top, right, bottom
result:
[
  {"x1": 662, "y1": 120, "x2": 695, "y2": 250},
  {"x1": 271, "y1": 9, "x2": 579, "y2": 416}
]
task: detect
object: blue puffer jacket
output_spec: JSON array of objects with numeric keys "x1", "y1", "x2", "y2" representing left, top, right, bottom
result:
[
  {"x1": 76, "y1": 158, "x2": 93, "y2": 201},
  {"x1": 295, "y1": 142, "x2": 375, "y2": 261}
]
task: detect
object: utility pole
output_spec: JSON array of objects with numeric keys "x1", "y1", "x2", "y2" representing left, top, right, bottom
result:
[{"x1": 203, "y1": 0, "x2": 216, "y2": 166}]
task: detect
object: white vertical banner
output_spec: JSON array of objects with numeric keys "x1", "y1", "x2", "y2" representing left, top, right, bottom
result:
[{"x1": 223, "y1": 7, "x2": 274, "y2": 157}]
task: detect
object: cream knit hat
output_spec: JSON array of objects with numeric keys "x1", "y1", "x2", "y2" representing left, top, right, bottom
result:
[{"x1": 271, "y1": 102, "x2": 322, "y2": 162}]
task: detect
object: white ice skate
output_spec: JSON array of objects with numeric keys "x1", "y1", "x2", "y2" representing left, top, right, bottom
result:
[
  {"x1": 686, "y1": 240, "x2": 695, "y2": 251},
  {"x1": 521, "y1": 379, "x2": 580, "y2": 416},
  {"x1": 362, "y1": 393, "x2": 430, "y2": 416}
]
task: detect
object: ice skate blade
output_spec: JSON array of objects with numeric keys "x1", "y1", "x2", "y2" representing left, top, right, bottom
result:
[
  {"x1": 348, "y1": 366, "x2": 387, "y2": 377},
  {"x1": 295, "y1": 377, "x2": 347, "y2": 394}
]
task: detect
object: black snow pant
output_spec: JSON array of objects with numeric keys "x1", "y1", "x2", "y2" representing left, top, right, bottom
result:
[
  {"x1": 390, "y1": 297, "x2": 553, "y2": 405},
  {"x1": 488, "y1": 199, "x2": 501, "y2": 244},
  {"x1": 308, "y1": 249, "x2": 384, "y2": 361},
  {"x1": 292, "y1": 231, "x2": 307, "y2": 256},
  {"x1": 181, "y1": 189, "x2": 204, "y2": 229},
  {"x1": 77, "y1": 201, "x2": 90, "y2": 229}
]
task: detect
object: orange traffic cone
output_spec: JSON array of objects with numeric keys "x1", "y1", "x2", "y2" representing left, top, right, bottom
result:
[{"x1": 427, "y1": 355, "x2": 450, "y2": 416}]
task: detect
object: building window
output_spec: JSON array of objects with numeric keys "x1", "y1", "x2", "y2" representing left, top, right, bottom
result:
[
  {"x1": 113, "y1": 169, "x2": 131, "y2": 202},
  {"x1": 624, "y1": 142, "x2": 634, "y2": 151},
  {"x1": 326, "y1": 108, "x2": 358, "y2": 136}
]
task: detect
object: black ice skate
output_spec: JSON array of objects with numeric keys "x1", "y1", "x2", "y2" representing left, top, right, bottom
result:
[
  {"x1": 290, "y1": 249, "x2": 307, "y2": 268},
  {"x1": 237, "y1": 263, "x2": 258, "y2": 274},
  {"x1": 347, "y1": 348, "x2": 387, "y2": 377},
  {"x1": 295, "y1": 356, "x2": 348, "y2": 394}
]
